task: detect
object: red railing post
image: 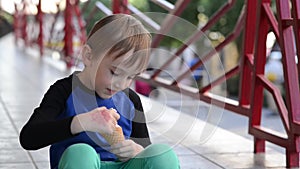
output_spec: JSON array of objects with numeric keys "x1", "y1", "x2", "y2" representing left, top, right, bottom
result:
[
  {"x1": 74, "y1": 0, "x2": 86, "y2": 43},
  {"x1": 249, "y1": 0, "x2": 271, "y2": 154},
  {"x1": 13, "y1": 3, "x2": 20, "y2": 44},
  {"x1": 276, "y1": 0, "x2": 300, "y2": 167},
  {"x1": 13, "y1": 1, "x2": 28, "y2": 46},
  {"x1": 112, "y1": 0, "x2": 129, "y2": 14},
  {"x1": 64, "y1": 0, "x2": 74, "y2": 68},
  {"x1": 37, "y1": 0, "x2": 43, "y2": 56},
  {"x1": 239, "y1": 0, "x2": 257, "y2": 107}
]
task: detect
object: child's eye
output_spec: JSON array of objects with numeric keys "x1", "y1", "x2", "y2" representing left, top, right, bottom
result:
[
  {"x1": 128, "y1": 73, "x2": 140, "y2": 80},
  {"x1": 128, "y1": 76, "x2": 136, "y2": 79},
  {"x1": 110, "y1": 70, "x2": 119, "y2": 76}
]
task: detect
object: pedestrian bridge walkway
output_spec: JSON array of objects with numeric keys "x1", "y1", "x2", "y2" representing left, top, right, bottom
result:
[{"x1": 0, "y1": 34, "x2": 287, "y2": 168}]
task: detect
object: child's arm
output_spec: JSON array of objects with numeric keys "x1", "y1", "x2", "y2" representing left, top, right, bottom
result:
[
  {"x1": 20, "y1": 75, "x2": 120, "y2": 150},
  {"x1": 127, "y1": 88, "x2": 151, "y2": 147},
  {"x1": 19, "y1": 76, "x2": 74, "y2": 150}
]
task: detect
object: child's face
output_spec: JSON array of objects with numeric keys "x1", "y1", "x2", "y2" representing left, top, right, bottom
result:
[{"x1": 93, "y1": 50, "x2": 143, "y2": 99}]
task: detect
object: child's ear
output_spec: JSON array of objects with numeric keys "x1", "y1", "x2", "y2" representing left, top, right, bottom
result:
[{"x1": 81, "y1": 44, "x2": 93, "y2": 66}]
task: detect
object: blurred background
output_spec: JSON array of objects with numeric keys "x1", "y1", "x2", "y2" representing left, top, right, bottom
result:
[
  {"x1": 0, "y1": 0, "x2": 288, "y2": 148},
  {"x1": 0, "y1": 0, "x2": 298, "y2": 168}
]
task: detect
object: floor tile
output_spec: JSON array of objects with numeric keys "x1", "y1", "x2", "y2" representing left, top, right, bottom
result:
[
  {"x1": 173, "y1": 145, "x2": 196, "y2": 156},
  {"x1": 0, "y1": 122, "x2": 18, "y2": 138},
  {"x1": 0, "y1": 163, "x2": 35, "y2": 169},
  {"x1": 0, "y1": 138, "x2": 22, "y2": 150},
  {"x1": 35, "y1": 162, "x2": 50, "y2": 169},
  {"x1": 204, "y1": 152, "x2": 286, "y2": 169},
  {"x1": 29, "y1": 147, "x2": 49, "y2": 162},
  {"x1": 0, "y1": 149, "x2": 31, "y2": 164},
  {"x1": 178, "y1": 154, "x2": 222, "y2": 169}
]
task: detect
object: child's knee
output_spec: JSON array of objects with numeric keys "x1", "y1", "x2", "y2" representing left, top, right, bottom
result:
[
  {"x1": 142, "y1": 144, "x2": 180, "y2": 168},
  {"x1": 59, "y1": 143, "x2": 100, "y2": 169}
]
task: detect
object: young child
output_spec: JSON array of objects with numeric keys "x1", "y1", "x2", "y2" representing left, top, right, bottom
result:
[{"x1": 19, "y1": 14, "x2": 179, "y2": 169}]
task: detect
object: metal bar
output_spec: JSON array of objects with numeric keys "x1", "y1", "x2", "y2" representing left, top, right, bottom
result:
[
  {"x1": 136, "y1": 73, "x2": 250, "y2": 117},
  {"x1": 282, "y1": 18, "x2": 294, "y2": 27},
  {"x1": 291, "y1": 0, "x2": 300, "y2": 81},
  {"x1": 121, "y1": 0, "x2": 130, "y2": 14},
  {"x1": 152, "y1": 0, "x2": 237, "y2": 78},
  {"x1": 22, "y1": 1, "x2": 28, "y2": 45},
  {"x1": 13, "y1": 3, "x2": 21, "y2": 43},
  {"x1": 262, "y1": 3, "x2": 279, "y2": 38},
  {"x1": 95, "y1": 1, "x2": 112, "y2": 16},
  {"x1": 173, "y1": 9, "x2": 245, "y2": 84},
  {"x1": 200, "y1": 65, "x2": 240, "y2": 93},
  {"x1": 200, "y1": 93, "x2": 250, "y2": 117},
  {"x1": 113, "y1": 0, "x2": 129, "y2": 14},
  {"x1": 127, "y1": 4, "x2": 160, "y2": 31},
  {"x1": 151, "y1": 0, "x2": 174, "y2": 11},
  {"x1": 250, "y1": 126, "x2": 288, "y2": 147},
  {"x1": 73, "y1": 0, "x2": 87, "y2": 43},
  {"x1": 37, "y1": 0, "x2": 43, "y2": 56},
  {"x1": 151, "y1": 0, "x2": 191, "y2": 48},
  {"x1": 245, "y1": 54, "x2": 254, "y2": 70},
  {"x1": 239, "y1": 0, "x2": 257, "y2": 106},
  {"x1": 64, "y1": 0, "x2": 74, "y2": 68},
  {"x1": 112, "y1": 0, "x2": 121, "y2": 13},
  {"x1": 49, "y1": 3, "x2": 61, "y2": 47},
  {"x1": 276, "y1": 0, "x2": 300, "y2": 167},
  {"x1": 250, "y1": 0, "x2": 270, "y2": 154},
  {"x1": 257, "y1": 75, "x2": 290, "y2": 132},
  {"x1": 292, "y1": 121, "x2": 300, "y2": 135},
  {"x1": 276, "y1": 0, "x2": 300, "y2": 124}
]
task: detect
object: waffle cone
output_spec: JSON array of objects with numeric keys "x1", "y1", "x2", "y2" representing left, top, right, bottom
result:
[{"x1": 102, "y1": 125, "x2": 125, "y2": 145}]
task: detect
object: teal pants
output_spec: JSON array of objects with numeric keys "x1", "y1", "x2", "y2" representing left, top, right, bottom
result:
[{"x1": 58, "y1": 143, "x2": 180, "y2": 169}]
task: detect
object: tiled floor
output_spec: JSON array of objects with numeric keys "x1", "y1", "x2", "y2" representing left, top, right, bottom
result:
[{"x1": 0, "y1": 34, "x2": 290, "y2": 168}]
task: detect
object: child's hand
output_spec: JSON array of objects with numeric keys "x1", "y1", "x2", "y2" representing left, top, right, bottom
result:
[
  {"x1": 71, "y1": 107, "x2": 120, "y2": 135},
  {"x1": 110, "y1": 139, "x2": 144, "y2": 161}
]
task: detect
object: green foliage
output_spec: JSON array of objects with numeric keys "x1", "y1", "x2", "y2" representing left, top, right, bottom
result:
[
  {"x1": 80, "y1": 0, "x2": 245, "y2": 49},
  {"x1": 80, "y1": 0, "x2": 110, "y2": 34},
  {"x1": 0, "y1": 10, "x2": 13, "y2": 24},
  {"x1": 226, "y1": 75, "x2": 239, "y2": 97},
  {"x1": 129, "y1": 0, "x2": 149, "y2": 12},
  {"x1": 80, "y1": 0, "x2": 149, "y2": 35},
  {"x1": 148, "y1": 0, "x2": 199, "y2": 48},
  {"x1": 0, "y1": 10, "x2": 13, "y2": 37},
  {"x1": 197, "y1": 0, "x2": 245, "y2": 36}
]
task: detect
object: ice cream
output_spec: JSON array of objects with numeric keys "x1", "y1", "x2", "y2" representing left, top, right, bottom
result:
[{"x1": 102, "y1": 125, "x2": 125, "y2": 145}]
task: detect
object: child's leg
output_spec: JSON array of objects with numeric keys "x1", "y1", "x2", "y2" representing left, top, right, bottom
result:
[
  {"x1": 58, "y1": 143, "x2": 101, "y2": 169},
  {"x1": 122, "y1": 144, "x2": 180, "y2": 169}
]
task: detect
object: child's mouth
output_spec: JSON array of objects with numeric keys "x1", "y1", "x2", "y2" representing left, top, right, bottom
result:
[{"x1": 107, "y1": 88, "x2": 117, "y2": 95}]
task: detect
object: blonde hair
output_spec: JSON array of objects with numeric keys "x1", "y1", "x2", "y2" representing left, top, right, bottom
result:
[{"x1": 87, "y1": 14, "x2": 152, "y2": 71}]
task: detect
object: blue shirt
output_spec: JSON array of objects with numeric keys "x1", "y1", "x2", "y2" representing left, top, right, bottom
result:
[{"x1": 50, "y1": 84, "x2": 135, "y2": 168}]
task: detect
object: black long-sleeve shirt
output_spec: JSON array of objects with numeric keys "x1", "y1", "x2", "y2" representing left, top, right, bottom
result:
[{"x1": 19, "y1": 72, "x2": 151, "y2": 166}]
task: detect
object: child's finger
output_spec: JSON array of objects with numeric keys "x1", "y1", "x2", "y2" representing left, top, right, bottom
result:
[
  {"x1": 111, "y1": 143, "x2": 131, "y2": 154},
  {"x1": 109, "y1": 108, "x2": 120, "y2": 120},
  {"x1": 97, "y1": 106, "x2": 108, "y2": 111}
]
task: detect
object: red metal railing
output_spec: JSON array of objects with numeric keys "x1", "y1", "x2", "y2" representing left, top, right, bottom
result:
[
  {"x1": 13, "y1": 0, "x2": 86, "y2": 68},
  {"x1": 111, "y1": 0, "x2": 300, "y2": 167},
  {"x1": 13, "y1": 0, "x2": 300, "y2": 167},
  {"x1": 13, "y1": 1, "x2": 27, "y2": 46}
]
